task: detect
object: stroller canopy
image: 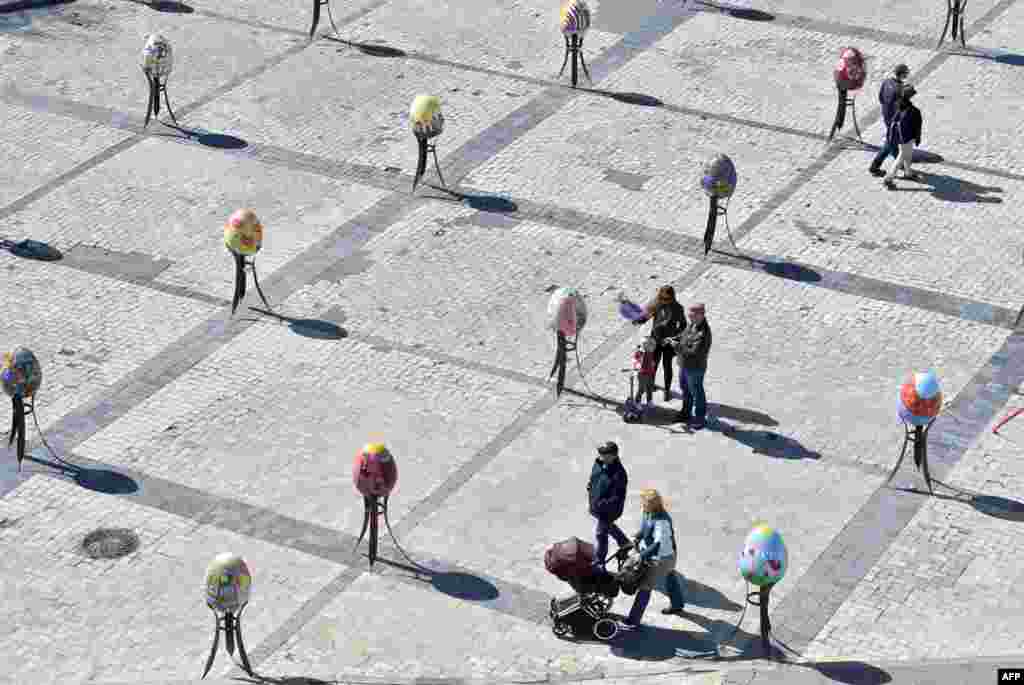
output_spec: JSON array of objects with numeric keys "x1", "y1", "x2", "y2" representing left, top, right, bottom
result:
[{"x1": 545, "y1": 537, "x2": 597, "y2": 581}]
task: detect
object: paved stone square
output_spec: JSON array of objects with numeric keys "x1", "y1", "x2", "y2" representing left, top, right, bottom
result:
[{"x1": 0, "y1": 0, "x2": 1023, "y2": 682}]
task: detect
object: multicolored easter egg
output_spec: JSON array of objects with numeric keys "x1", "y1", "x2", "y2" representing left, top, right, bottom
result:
[
  {"x1": 701, "y1": 153, "x2": 737, "y2": 199},
  {"x1": 142, "y1": 34, "x2": 174, "y2": 78},
  {"x1": 738, "y1": 524, "x2": 788, "y2": 587},
  {"x1": 617, "y1": 292, "x2": 649, "y2": 323},
  {"x1": 898, "y1": 371, "x2": 942, "y2": 426},
  {"x1": 833, "y1": 47, "x2": 866, "y2": 91},
  {"x1": 353, "y1": 443, "x2": 398, "y2": 497},
  {"x1": 224, "y1": 209, "x2": 264, "y2": 256},
  {"x1": 547, "y1": 287, "x2": 588, "y2": 337},
  {"x1": 1, "y1": 348, "x2": 41, "y2": 399},
  {"x1": 559, "y1": 0, "x2": 591, "y2": 36},
  {"x1": 205, "y1": 553, "x2": 252, "y2": 612},
  {"x1": 410, "y1": 95, "x2": 444, "y2": 139}
]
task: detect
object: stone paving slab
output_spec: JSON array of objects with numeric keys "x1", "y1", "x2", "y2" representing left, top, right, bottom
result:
[
  {"x1": 183, "y1": 41, "x2": 557, "y2": 173},
  {"x1": 598, "y1": 10, "x2": 935, "y2": 138},
  {"x1": 0, "y1": 135, "x2": 390, "y2": 298},
  {"x1": 0, "y1": 100, "x2": 131, "y2": 208},
  {"x1": 804, "y1": 393, "x2": 1024, "y2": 662},
  {"x1": 275, "y1": 201, "x2": 700, "y2": 380},
  {"x1": 337, "y1": 0, "x2": 622, "y2": 81},
  {"x1": 0, "y1": 476, "x2": 346, "y2": 684},
  {"x1": 72, "y1": 319, "x2": 541, "y2": 535},
  {"x1": 0, "y1": 252, "x2": 218, "y2": 433},
  {"x1": 737, "y1": 147, "x2": 1024, "y2": 310},
  {"x1": 462, "y1": 89, "x2": 825, "y2": 242},
  {"x1": 0, "y1": 0, "x2": 305, "y2": 116}
]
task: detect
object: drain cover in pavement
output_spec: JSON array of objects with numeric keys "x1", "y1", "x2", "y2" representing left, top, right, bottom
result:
[{"x1": 81, "y1": 528, "x2": 139, "y2": 559}]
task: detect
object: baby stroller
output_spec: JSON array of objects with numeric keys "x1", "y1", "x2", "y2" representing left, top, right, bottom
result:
[{"x1": 545, "y1": 536, "x2": 628, "y2": 640}]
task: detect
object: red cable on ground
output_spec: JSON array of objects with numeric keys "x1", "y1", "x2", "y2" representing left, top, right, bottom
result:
[{"x1": 993, "y1": 407, "x2": 1024, "y2": 434}]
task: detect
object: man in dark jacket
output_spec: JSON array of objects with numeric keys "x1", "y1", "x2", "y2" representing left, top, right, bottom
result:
[
  {"x1": 884, "y1": 86, "x2": 923, "y2": 190},
  {"x1": 869, "y1": 64, "x2": 909, "y2": 177},
  {"x1": 588, "y1": 441, "x2": 631, "y2": 571},
  {"x1": 673, "y1": 303, "x2": 712, "y2": 429},
  {"x1": 633, "y1": 285, "x2": 687, "y2": 401}
]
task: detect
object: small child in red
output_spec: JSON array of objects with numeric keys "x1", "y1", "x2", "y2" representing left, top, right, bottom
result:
[{"x1": 633, "y1": 337, "x2": 658, "y2": 404}]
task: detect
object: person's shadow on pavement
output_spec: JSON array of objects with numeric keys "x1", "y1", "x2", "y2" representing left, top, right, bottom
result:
[{"x1": 898, "y1": 172, "x2": 1003, "y2": 203}]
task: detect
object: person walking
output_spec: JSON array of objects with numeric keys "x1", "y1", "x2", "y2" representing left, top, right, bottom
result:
[
  {"x1": 883, "y1": 86, "x2": 923, "y2": 190},
  {"x1": 621, "y1": 489, "x2": 686, "y2": 628},
  {"x1": 587, "y1": 442, "x2": 631, "y2": 571},
  {"x1": 632, "y1": 285, "x2": 687, "y2": 402},
  {"x1": 869, "y1": 64, "x2": 909, "y2": 177},
  {"x1": 673, "y1": 303, "x2": 712, "y2": 428}
]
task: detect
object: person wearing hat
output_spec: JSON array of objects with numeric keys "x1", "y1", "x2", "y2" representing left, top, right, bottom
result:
[
  {"x1": 632, "y1": 285, "x2": 687, "y2": 402},
  {"x1": 671, "y1": 303, "x2": 712, "y2": 428},
  {"x1": 884, "y1": 86, "x2": 923, "y2": 189},
  {"x1": 587, "y1": 441, "x2": 631, "y2": 571},
  {"x1": 870, "y1": 64, "x2": 910, "y2": 177}
]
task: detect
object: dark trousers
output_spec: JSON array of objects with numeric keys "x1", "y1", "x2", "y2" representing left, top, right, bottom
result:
[
  {"x1": 653, "y1": 344, "x2": 675, "y2": 395},
  {"x1": 679, "y1": 368, "x2": 707, "y2": 422},
  {"x1": 870, "y1": 138, "x2": 897, "y2": 170},
  {"x1": 593, "y1": 518, "x2": 630, "y2": 568}
]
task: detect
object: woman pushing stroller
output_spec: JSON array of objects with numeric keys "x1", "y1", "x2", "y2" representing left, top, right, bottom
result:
[{"x1": 620, "y1": 488, "x2": 686, "y2": 628}]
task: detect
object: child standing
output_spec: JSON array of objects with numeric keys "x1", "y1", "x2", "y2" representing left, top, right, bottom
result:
[{"x1": 633, "y1": 337, "x2": 658, "y2": 405}]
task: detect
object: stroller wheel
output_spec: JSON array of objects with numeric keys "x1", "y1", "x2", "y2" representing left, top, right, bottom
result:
[
  {"x1": 552, "y1": 621, "x2": 571, "y2": 638},
  {"x1": 593, "y1": 618, "x2": 618, "y2": 641}
]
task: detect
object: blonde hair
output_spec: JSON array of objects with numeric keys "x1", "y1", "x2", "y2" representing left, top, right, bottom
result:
[{"x1": 639, "y1": 488, "x2": 665, "y2": 513}]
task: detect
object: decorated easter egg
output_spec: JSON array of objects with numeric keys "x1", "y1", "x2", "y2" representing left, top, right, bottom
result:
[
  {"x1": 738, "y1": 524, "x2": 788, "y2": 587},
  {"x1": 833, "y1": 47, "x2": 866, "y2": 91},
  {"x1": 701, "y1": 153, "x2": 737, "y2": 199},
  {"x1": 617, "y1": 292, "x2": 648, "y2": 323},
  {"x1": 353, "y1": 443, "x2": 398, "y2": 497},
  {"x1": 547, "y1": 287, "x2": 588, "y2": 337},
  {"x1": 1, "y1": 348, "x2": 41, "y2": 399},
  {"x1": 142, "y1": 34, "x2": 174, "y2": 78},
  {"x1": 898, "y1": 371, "x2": 942, "y2": 425},
  {"x1": 559, "y1": 0, "x2": 591, "y2": 36},
  {"x1": 410, "y1": 95, "x2": 444, "y2": 139},
  {"x1": 205, "y1": 553, "x2": 252, "y2": 612},
  {"x1": 224, "y1": 209, "x2": 264, "y2": 256}
]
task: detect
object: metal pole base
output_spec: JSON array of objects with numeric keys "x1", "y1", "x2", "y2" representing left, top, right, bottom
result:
[
  {"x1": 549, "y1": 332, "x2": 578, "y2": 396},
  {"x1": 886, "y1": 419, "x2": 935, "y2": 494},
  {"x1": 412, "y1": 139, "x2": 446, "y2": 193},
  {"x1": 310, "y1": 0, "x2": 329, "y2": 38},
  {"x1": 938, "y1": 0, "x2": 967, "y2": 48},
  {"x1": 745, "y1": 585, "x2": 773, "y2": 653},
  {"x1": 828, "y1": 90, "x2": 862, "y2": 143},
  {"x1": 353, "y1": 495, "x2": 423, "y2": 569},
  {"x1": 201, "y1": 606, "x2": 254, "y2": 679},
  {"x1": 230, "y1": 255, "x2": 273, "y2": 315},
  {"x1": 559, "y1": 34, "x2": 591, "y2": 88},
  {"x1": 143, "y1": 72, "x2": 178, "y2": 129}
]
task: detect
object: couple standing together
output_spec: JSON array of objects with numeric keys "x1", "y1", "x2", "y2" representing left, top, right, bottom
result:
[
  {"x1": 633, "y1": 286, "x2": 712, "y2": 429},
  {"x1": 868, "y1": 63, "x2": 925, "y2": 190}
]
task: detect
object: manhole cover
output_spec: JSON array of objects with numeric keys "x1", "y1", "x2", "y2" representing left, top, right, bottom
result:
[{"x1": 81, "y1": 528, "x2": 140, "y2": 559}]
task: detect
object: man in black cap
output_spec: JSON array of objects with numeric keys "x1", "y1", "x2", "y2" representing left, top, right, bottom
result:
[
  {"x1": 869, "y1": 63, "x2": 910, "y2": 177},
  {"x1": 588, "y1": 442, "x2": 631, "y2": 571}
]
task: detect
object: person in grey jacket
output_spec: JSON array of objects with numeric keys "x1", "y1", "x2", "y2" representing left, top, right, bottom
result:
[
  {"x1": 621, "y1": 489, "x2": 685, "y2": 627},
  {"x1": 869, "y1": 64, "x2": 909, "y2": 177},
  {"x1": 673, "y1": 303, "x2": 712, "y2": 428}
]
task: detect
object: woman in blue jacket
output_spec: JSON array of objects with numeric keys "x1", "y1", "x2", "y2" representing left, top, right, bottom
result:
[
  {"x1": 884, "y1": 86, "x2": 923, "y2": 189},
  {"x1": 622, "y1": 489, "x2": 686, "y2": 627}
]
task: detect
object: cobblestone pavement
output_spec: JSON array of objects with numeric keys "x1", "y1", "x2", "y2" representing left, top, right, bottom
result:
[{"x1": 1, "y1": 0, "x2": 1024, "y2": 682}]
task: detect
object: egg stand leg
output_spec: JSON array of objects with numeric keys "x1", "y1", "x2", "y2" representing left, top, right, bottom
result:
[
  {"x1": 549, "y1": 332, "x2": 569, "y2": 396},
  {"x1": 310, "y1": 0, "x2": 327, "y2": 39},
  {"x1": 8, "y1": 396, "x2": 25, "y2": 471},
  {"x1": 226, "y1": 606, "x2": 254, "y2": 676},
  {"x1": 828, "y1": 87, "x2": 847, "y2": 142},
  {"x1": 246, "y1": 258, "x2": 273, "y2": 312},
  {"x1": 143, "y1": 71, "x2": 158, "y2": 128},
  {"x1": 885, "y1": 422, "x2": 913, "y2": 485},
  {"x1": 956, "y1": 0, "x2": 967, "y2": 47},
  {"x1": 918, "y1": 421, "x2": 935, "y2": 495},
  {"x1": 937, "y1": 0, "x2": 953, "y2": 46},
  {"x1": 201, "y1": 609, "x2": 222, "y2": 679},
  {"x1": 428, "y1": 141, "x2": 447, "y2": 190},
  {"x1": 157, "y1": 78, "x2": 178, "y2": 126},
  {"x1": 230, "y1": 252, "x2": 246, "y2": 315},
  {"x1": 558, "y1": 36, "x2": 571, "y2": 81},
  {"x1": 571, "y1": 34, "x2": 579, "y2": 88},
  {"x1": 413, "y1": 135, "x2": 428, "y2": 192},
  {"x1": 380, "y1": 495, "x2": 429, "y2": 570},
  {"x1": 354, "y1": 495, "x2": 381, "y2": 567},
  {"x1": 846, "y1": 95, "x2": 862, "y2": 143},
  {"x1": 703, "y1": 196, "x2": 718, "y2": 256},
  {"x1": 745, "y1": 585, "x2": 773, "y2": 655},
  {"x1": 577, "y1": 36, "x2": 592, "y2": 85}
]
